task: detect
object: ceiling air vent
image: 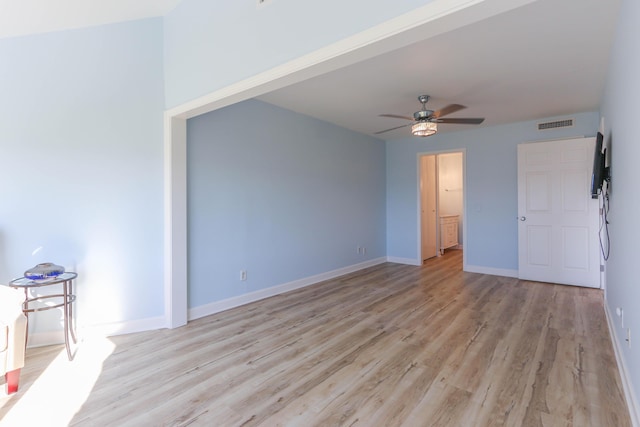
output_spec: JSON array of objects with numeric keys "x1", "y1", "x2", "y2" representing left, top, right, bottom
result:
[{"x1": 537, "y1": 118, "x2": 574, "y2": 131}]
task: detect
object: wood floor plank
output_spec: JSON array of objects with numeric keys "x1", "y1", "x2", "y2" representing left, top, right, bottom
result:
[{"x1": 0, "y1": 249, "x2": 631, "y2": 426}]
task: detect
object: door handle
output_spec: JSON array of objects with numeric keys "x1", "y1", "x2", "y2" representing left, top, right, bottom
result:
[{"x1": 519, "y1": 216, "x2": 526, "y2": 221}]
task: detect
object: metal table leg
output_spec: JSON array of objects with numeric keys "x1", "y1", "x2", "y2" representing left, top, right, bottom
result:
[{"x1": 63, "y1": 279, "x2": 75, "y2": 361}]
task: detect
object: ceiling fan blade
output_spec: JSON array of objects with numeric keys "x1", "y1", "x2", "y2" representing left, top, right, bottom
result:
[
  {"x1": 374, "y1": 123, "x2": 412, "y2": 135},
  {"x1": 431, "y1": 104, "x2": 466, "y2": 119},
  {"x1": 379, "y1": 113, "x2": 414, "y2": 121},
  {"x1": 436, "y1": 117, "x2": 485, "y2": 124}
]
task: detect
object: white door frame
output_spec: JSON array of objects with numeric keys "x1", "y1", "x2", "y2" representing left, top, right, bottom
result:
[
  {"x1": 163, "y1": 1, "x2": 535, "y2": 327},
  {"x1": 416, "y1": 149, "x2": 467, "y2": 268}
]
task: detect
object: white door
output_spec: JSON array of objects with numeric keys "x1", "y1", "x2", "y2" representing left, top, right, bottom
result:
[
  {"x1": 420, "y1": 155, "x2": 438, "y2": 261},
  {"x1": 517, "y1": 137, "x2": 600, "y2": 288}
]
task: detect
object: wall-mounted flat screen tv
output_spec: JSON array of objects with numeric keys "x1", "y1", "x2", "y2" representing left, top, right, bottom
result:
[{"x1": 591, "y1": 131, "x2": 607, "y2": 199}]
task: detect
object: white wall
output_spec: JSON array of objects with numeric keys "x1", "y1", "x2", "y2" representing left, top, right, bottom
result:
[
  {"x1": 0, "y1": 19, "x2": 165, "y2": 340},
  {"x1": 600, "y1": 0, "x2": 640, "y2": 418},
  {"x1": 163, "y1": 0, "x2": 430, "y2": 108}
]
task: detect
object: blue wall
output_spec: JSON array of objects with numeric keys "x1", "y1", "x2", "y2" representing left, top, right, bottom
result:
[
  {"x1": 601, "y1": 0, "x2": 640, "y2": 410},
  {"x1": 163, "y1": 0, "x2": 430, "y2": 108},
  {"x1": 187, "y1": 100, "x2": 386, "y2": 307},
  {"x1": 386, "y1": 112, "x2": 600, "y2": 269},
  {"x1": 0, "y1": 19, "x2": 165, "y2": 329}
]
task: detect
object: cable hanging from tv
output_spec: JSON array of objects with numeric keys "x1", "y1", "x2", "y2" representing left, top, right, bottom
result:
[
  {"x1": 599, "y1": 182, "x2": 610, "y2": 261},
  {"x1": 592, "y1": 131, "x2": 611, "y2": 261}
]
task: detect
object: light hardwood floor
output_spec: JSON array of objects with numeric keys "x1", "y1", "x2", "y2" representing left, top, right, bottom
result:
[{"x1": 1, "y1": 250, "x2": 631, "y2": 426}]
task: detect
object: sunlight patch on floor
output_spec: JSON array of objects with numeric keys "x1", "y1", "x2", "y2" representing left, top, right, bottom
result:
[{"x1": 1, "y1": 336, "x2": 115, "y2": 427}]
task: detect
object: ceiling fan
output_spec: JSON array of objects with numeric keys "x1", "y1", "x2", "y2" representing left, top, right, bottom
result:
[{"x1": 375, "y1": 95, "x2": 485, "y2": 137}]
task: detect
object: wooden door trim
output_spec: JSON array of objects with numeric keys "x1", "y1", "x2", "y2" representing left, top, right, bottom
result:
[{"x1": 416, "y1": 149, "x2": 466, "y2": 269}]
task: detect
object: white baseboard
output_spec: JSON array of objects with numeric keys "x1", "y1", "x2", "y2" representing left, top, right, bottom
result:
[
  {"x1": 27, "y1": 259, "x2": 389, "y2": 346},
  {"x1": 464, "y1": 264, "x2": 518, "y2": 278},
  {"x1": 84, "y1": 316, "x2": 167, "y2": 338},
  {"x1": 605, "y1": 303, "x2": 640, "y2": 427},
  {"x1": 27, "y1": 316, "x2": 167, "y2": 348},
  {"x1": 26, "y1": 330, "x2": 66, "y2": 348},
  {"x1": 386, "y1": 256, "x2": 421, "y2": 266},
  {"x1": 188, "y1": 257, "x2": 387, "y2": 321}
]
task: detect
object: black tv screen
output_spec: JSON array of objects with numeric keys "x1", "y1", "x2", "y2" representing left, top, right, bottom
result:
[{"x1": 591, "y1": 132, "x2": 606, "y2": 199}]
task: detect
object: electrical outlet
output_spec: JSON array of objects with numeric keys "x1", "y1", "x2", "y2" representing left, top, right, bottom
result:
[
  {"x1": 627, "y1": 328, "x2": 631, "y2": 348},
  {"x1": 617, "y1": 307, "x2": 624, "y2": 328},
  {"x1": 616, "y1": 307, "x2": 624, "y2": 328},
  {"x1": 240, "y1": 270, "x2": 247, "y2": 281}
]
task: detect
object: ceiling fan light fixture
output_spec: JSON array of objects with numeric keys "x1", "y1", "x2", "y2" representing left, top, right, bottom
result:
[{"x1": 412, "y1": 121, "x2": 437, "y2": 137}]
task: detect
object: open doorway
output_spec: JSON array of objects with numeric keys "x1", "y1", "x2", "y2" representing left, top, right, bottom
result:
[{"x1": 419, "y1": 151, "x2": 464, "y2": 264}]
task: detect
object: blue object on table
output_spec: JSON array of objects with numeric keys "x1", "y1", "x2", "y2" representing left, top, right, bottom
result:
[{"x1": 24, "y1": 263, "x2": 65, "y2": 280}]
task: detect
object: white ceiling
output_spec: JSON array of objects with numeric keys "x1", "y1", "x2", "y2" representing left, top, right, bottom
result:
[
  {"x1": 0, "y1": 0, "x2": 183, "y2": 39},
  {"x1": 258, "y1": 0, "x2": 621, "y2": 139},
  {"x1": 1, "y1": 0, "x2": 619, "y2": 140}
]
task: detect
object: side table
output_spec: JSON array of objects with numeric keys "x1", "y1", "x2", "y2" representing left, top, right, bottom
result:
[{"x1": 9, "y1": 272, "x2": 78, "y2": 361}]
